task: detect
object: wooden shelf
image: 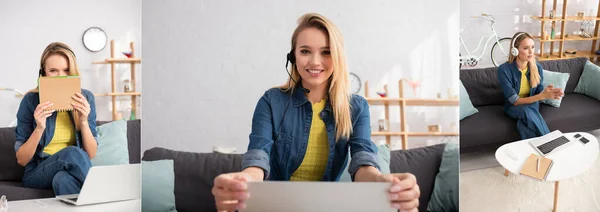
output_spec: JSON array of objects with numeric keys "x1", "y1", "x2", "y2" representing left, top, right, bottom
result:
[
  {"x1": 406, "y1": 132, "x2": 459, "y2": 137},
  {"x1": 372, "y1": 132, "x2": 459, "y2": 137},
  {"x1": 564, "y1": 16, "x2": 600, "y2": 21},
  {"x1": 564, "y1": 36, "x2": 600, "y2": 41},
  {"x1": 365, "y1": 98, "x2": 403, "y2": 105},
  {"x1": 372, "y1": 132, "x2": 404, "y2": 136},
  {"x1": 366, "y1": 98, "x2": 458, "y2": 106},
  {"x1": 533, "y1": 35, "x2": 564, "y2": 42},
  {"x1": 92, "y1": 58, "x2": 141, "y2": 64},
  {"x1": 92, "y1": 40, "x2": 140, "y2": 120},
  {"x1": 537, "y1": 52, "x2": 600, "y2": 61},
  {"x1": 364, "y1": 79, "x2": 459, "y2": 149},
  {"x1": 405, "y1": 99, "x2": 458, "y2": 106},
  {"x1": 531, "y1": 16, "x2": 564, "y2": 22},
  {"x1": 532, "y1": 16, "x2": 600, "y2": 21},
  {"x1": 95, "y1": 92, "x2": 141, "y2": 97},
  {"x1": 534, "y1": 0, "x2": 600, "y2": 64},
  {"x1": 535, "y1": 36, "x2": 599, "y2": 42}
]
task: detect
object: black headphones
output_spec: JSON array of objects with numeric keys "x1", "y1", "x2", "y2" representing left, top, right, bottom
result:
[
  {"x1": 285, "y1": 48, "x2": 309, "y2": 93},
  {"x1": 286, "y1": 49, "x2": 296, "y2": 64},
  {"x1": 39, "y1": 45, "x2": 76, "y2": 77}
]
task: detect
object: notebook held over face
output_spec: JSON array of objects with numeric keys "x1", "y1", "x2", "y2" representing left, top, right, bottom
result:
[{"x1": 38, "y1": 76, "x2": 81, "y2": 112}]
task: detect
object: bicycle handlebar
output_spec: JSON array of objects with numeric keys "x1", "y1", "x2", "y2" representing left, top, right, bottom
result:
[
  {"x1": 0, "y1": 87, "x2": 25, "y2": 97},
  {"x1": 471, "y1": 14, "x2": 496, "y2": 23}
]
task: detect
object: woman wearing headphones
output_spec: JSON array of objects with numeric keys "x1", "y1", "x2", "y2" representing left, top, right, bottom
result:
[
  {"x1": 212, "y1": 13, "x2": 420, "y2": 212},
  {"x1": 14, "y1": 42, "x2": 98, "y2": 195},
  {"x1": 497, "y1": 32, "x2": 563, "y2": 139}
]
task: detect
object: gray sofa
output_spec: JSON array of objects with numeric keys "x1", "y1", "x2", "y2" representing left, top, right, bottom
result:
[
  {"x1": 0, "y1": 119, "x2": 141, "y2": 201},
  {"x1": 143, "y1": 143, "x2": 453, "y2": 212},
  {"x1": 460, "y1": 57, "x2": 600, "y2": 152}
]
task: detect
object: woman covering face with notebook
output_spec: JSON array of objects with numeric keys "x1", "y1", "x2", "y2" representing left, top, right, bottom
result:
[
  {"x1": 14, "y1": 42, "x2": 99, "y2": 196},
  {"x1": 212, "y1": 13, "x2": 421, "y2": 212}
]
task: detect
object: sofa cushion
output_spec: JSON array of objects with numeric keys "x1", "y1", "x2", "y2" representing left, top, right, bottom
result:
[
  {"x1": 574, "y1": 60, "x2": 600, "y2": 101},
  {"x1": 459, "y1": 105, "x2": 519, "y2": 150},
  {"x1": 460, "y1": 80, "x2": 479, "y2": 120},
  {"x1": 339, "y1": 144, "x2": 391, "y2": 182},
  {"x1": 540, "y1": 93, "x2": 600, "y2": 132},
  {"x1": 538, "y1": 57, "x2": 587, "y2": 93},
  {"x1": 540, "y1": 70, "x2": 570, "y2": 108},
  {"x1": 142, "y1": 159, "x2": 177, "y2": 212},
  {"x1": 0, "y1": 181, "x2": 54, "y2": 200},
  {"x1": 98, "y1": 119, "x2": 141, "y2": 164},
  {"x1": 92, "y1": 120, "x2": 130, "y2": 166},
  {"x1": 428, "y1": 143, "x2": 459, "y2": 212},
  {"x1": 461, "y1": 94, "x2": 600, "y2": 152},
  {"x1": 142, "y1": 147, "x2": 243, "y2": 212},
  {"x1": 0, "y1": 127, "x2": 23, "y2": 181},
  {"x1": 460, "y1": 67, "x2": 504, "y2": 107},
  {"x1": 390, "y1": 143, "x2": 446, "y2": 212}
]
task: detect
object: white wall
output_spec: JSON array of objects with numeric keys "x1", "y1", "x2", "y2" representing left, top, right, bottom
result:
[
  {"x1": 142, "y1": 0, "x2": 460, "y2": 153},
  {"x1": 0, "y1": 0, "x2": 141, "y2": 125},
  {"x1": 460, "y1": 0, "x2": 597, "y2": 68}
]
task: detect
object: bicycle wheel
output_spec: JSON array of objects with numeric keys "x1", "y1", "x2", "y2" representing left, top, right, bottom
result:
[{"x1": 491, "y1": 37, "x2": 512, "y2": 67}]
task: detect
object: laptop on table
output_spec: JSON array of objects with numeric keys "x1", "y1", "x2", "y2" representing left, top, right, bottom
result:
[
  {"x1": 56, "y1": 164, "x2": 140, "y2": 206},
  {"x1": 528, "y1": 130, "x2": 573, "y2": 156}
]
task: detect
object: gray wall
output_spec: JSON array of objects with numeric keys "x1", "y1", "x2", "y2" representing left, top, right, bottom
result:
[
  {"x1": 0, "y1": 0, "x2": 141, "y2": 125},
  {"x1": 142, "y1": 0, "x2": 460, "y2": 153},
  {"x1": 460, "y1": 0, "x2": 597, "y2": 68}
]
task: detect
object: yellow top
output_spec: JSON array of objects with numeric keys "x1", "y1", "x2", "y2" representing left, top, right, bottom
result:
[
  {"x1": 43, "y1": 112, "x2": 76, "y2": 155},
  {"x1": 290, "y1": 99, "x2": 329, "y2": 181},
  {"x1": 518, "y1": 66, "x2": 531, "y2": 98}
]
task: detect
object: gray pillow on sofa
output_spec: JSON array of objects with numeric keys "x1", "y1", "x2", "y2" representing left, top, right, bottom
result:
[
  {"x1": 427, "y1": 142, "x2": 459, "y2": 212},
  {"x1": 541, "y1": 69, "x2": 570, "y2": 108}
]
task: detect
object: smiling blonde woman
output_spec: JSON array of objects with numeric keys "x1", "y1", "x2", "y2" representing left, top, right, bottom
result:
[{"x1": 212, "y1": 13, "x2": 421, "y2": 212}]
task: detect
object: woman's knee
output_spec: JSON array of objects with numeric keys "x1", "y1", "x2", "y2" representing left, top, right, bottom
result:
[
  {"x1": 59, "y1": 146, "x2": 92, "y2": 168},
  {"x1": 52, "y1": 171, "x2": 75, "y2": 188}
]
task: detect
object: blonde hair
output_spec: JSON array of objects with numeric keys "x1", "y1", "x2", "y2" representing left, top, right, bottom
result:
[
  {"x1": 508, "y1": 32, "x2": 540, "y2": 88},
  {"x1": 279, "y1": 13, "x2": 352, "y2": 141},
  {"x1": 30, "y1": 42, "x2": 82, "y2": 130}
]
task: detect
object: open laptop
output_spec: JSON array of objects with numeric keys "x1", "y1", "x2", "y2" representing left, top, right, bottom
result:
[
  {"x1": 56, "y1": 164, "x2": 140, "y2": 206},
  {"x1": 242, "y1": 181, "x2": 395, "y2": 212},
  {"x1": 529, "y1": 130, "x2": 573, "y2": 156}
]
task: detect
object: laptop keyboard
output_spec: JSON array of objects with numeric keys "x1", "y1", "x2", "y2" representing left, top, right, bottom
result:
[{"x1": 537, "y1": 136, "x2": 570, "y2": 154}]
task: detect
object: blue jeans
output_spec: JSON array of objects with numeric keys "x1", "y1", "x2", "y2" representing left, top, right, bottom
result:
[
  {"x1": 22, "y1": 146, "x2": 91, "y2": 195},
  {"x1": 504, "y1": 102, "x2": 551, "y2": 139}
]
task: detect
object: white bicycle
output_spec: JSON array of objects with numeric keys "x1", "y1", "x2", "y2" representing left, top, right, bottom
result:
[
  {"x1": 460, "y1": 14, "x2": 512, "y2": 68},
  {"x1": 0, "y1": 87, "x2": 25, "y2": 127}
]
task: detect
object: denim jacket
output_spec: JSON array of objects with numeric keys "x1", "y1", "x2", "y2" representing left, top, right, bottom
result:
[
  {"x1": 14, "y1": 89, "x2": 98, "y2": 165},
  {"x1": 242, "y1": 86, "x2": 380, "y2": 181},
  {"x1": 497, "y1": 61, "x2": 545, "y2": 110}
]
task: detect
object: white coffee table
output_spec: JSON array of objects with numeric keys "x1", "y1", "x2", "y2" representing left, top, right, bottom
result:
[
  {"x1": 495, "y1": 132, "x2": 599, "y2": 212},
  {"x1": 5, "y1": 198, "x2": 140, "y2": 212}
]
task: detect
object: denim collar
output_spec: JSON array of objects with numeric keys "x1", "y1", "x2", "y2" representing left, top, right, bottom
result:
[
  {"x1": 292, "y1": 85, "x2": 333, "y2": 112},
  {"x1": 510, "y1": 60, "x2": 531, "y2": 75}
]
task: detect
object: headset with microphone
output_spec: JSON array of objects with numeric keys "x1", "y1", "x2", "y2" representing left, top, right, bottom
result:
[
  {"x1": 511, "y1": 32, "x2": 525, "y2": 57},
  {"x1": 274, "y1": 49, "x2": 311, "y2": 143},
  {"x1": 286, "y1": 49, "x2": 310, "y2": 93}
]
